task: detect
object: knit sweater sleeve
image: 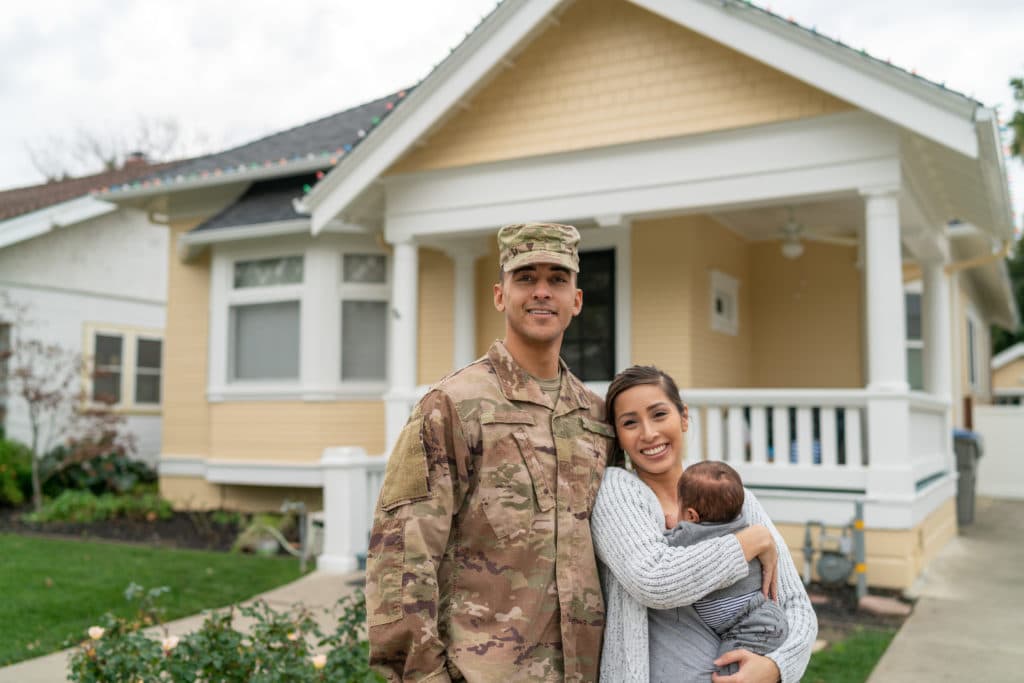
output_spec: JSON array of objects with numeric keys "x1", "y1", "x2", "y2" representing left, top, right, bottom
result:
[
  {"x1": 591, "y1": 467, "x2": 749, "y2": 610},
  {"x1": 743, "y1": 489, "x2": 818, "y2": 683}
]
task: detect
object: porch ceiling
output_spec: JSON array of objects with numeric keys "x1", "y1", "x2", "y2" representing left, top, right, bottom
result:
[{"x1": 710, "y1": 196, "x2": 863, "y2": 244}]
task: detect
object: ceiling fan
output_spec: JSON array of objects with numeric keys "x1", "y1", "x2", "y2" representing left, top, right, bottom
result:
[{"x1": 778, "y1": 207, "x2": 858, "y2": 259}]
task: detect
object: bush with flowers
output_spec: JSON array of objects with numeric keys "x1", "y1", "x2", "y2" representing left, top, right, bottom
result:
[{"x1": 68, "y1": 583, "x2": 381, "y2": 683}]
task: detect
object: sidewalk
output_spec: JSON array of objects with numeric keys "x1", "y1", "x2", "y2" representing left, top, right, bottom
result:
[
  {"x1": 868, "y1": 496, "x2": 1024, "y2": 681},
  {"x1": 0, "y1": 569, "x2": 364, "y2": 683}
]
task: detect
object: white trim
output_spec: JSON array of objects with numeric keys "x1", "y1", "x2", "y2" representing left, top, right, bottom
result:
[
  {"x1": 177, "y1": 218, "x2": 372, "y2": 262},
  {"x1": 631, "y1": 0, "x2": 978, "y2": 157},
  {"x1": 209, "y1": 233, "x2": 391, "y2": 401},
  {"x1": 709, "y1": 270, "x2": 740, "y2": 336},
  {"x1": 83, "y1": 322, "x2": 164, "y2": 412},
  {"x1": 305, "y1": 0, "x2": 564, "y2": 233},
  {"x1": 0, "y1": 278, "x2": 164, "y2": 307},
  {"x1": 158, "y1": 456, "x2": 324, "y2": 487},
  {"x1": 383, "y1": 112, "x2": 900, "y2": 241},
  {"x1": 992, "y1": 342, "x2": 1024, "y2": 371},
  {"x1": 0, "y1": 196, "x2": 116, "y2": 250},
  {"x1": 965, "y1": 306, "x2": 983, "y2": 392}
]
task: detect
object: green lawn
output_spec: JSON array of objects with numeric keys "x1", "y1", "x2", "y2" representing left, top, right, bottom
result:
[
  {"x1": 803, "y1": 627, "x2": 897, "y2": 683},
  {"x1": 0, "y1": 533, "x2": 304, "y2": 666}
]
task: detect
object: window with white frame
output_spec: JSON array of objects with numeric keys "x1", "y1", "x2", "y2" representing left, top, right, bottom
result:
[
  {"x1": 710, "y1": 270, "x2": 739, "y2": 336},
  {"x1": 340, "y1": 252, "x2": 388, "y2": 381},
  {"x1": 905, "y1": 291, "x2": 923, "y2": 390},
  {"x1": 228, "y1": 255, "x2": 303, "y2": 382},
  {"x1": 86, "y1": 326, "x2": 163, "y2": 409}
]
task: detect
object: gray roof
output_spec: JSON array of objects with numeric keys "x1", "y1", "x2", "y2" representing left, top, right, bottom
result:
[
  {"x1": 146, "y1": 90, "x2": 409, "y2": 183},
  {"x1": 192, "y1": 174, "x2": 317, "y2": 232}
]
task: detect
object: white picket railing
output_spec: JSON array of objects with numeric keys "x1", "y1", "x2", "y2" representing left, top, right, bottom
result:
[{"x1": 684, "y1": 389, "x2": 869, "y2": 491}]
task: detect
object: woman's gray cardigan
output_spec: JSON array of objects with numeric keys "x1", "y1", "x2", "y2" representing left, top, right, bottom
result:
[{"x1": 591, "y1": 467, "x2": 817, "y2": 682}]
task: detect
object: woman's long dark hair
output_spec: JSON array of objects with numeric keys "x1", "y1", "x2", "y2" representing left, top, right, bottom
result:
[{"x1": 604, "y1": 365, "x2": 684, "y2": 467}]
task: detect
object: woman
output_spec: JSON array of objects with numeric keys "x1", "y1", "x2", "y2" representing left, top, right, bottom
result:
[{"x1": 591, "y1": 366, "x2": 816, "y2": 682}]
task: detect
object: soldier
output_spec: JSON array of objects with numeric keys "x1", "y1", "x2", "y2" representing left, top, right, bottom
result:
[{"x1": 366, "y1": 223, "x2": 614, "y2": 682}]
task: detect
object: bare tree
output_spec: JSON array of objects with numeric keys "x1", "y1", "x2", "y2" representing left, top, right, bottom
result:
[{"x1": 24, "y1": 116, "x2": 214, "y2": 182}]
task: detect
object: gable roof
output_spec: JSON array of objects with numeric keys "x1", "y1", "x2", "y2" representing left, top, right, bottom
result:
[
  {"x1": 0, "y1": 161, "x2": 177, "y2": 221},
  {"x1": 993, "y1": 343, "x2": 1024, "y2": 371},
  {"x1": 99, "y1": 91, "x2": 409, "y2": 201},
  {"x1": 192, "y1": 174, "x2": 317, "y2": 232},
  {"x1": 301, "y1": 0, "x2": 1009, "y2": 237}
]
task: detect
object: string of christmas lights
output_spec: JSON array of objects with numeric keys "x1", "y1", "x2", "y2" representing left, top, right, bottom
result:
[{"x1": 93, "y1": 91, "x2": 409, "y2": 196}]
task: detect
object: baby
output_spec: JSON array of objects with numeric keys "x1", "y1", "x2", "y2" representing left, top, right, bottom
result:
[{"x1": 666, "y1": 460, "x2": 789, "y2": 675}]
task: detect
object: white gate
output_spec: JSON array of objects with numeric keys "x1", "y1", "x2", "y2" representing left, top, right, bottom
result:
[{"x1": 974, "y1": 404, "x2": 1024, "y2": 500}]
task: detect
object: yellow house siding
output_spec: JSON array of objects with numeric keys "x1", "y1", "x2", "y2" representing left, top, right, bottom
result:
[
  {"x1": 209, "y1": 401, "x2": 385, "y2": 462},
  {"x1": 162, "y1": 220, "x2": 211, "y2": 456},
  {"x1": 418, "y1": 248, "x2": 455, "y2": 385},
  {"x1": 388, "y1": 0, "x2": 850, "y2": 174},
  {"x1": 475, "y1": 241, "x2": 505, "y2": 356},
  {"x1": 686, "y1": 217, "x2": 753, "y2": 388},
  {"x1": 749, "y1": 241, "x2": 863, "y2": 387},
  {"x1": 631, "y1": 217, "x2": 692, "y2": 385},
  {"x1": 160, "y1": 476, "x2": 323, "y2": 513},
  {"x1": 993, "y1": 357, "x2": 1024, "y2": 390}
]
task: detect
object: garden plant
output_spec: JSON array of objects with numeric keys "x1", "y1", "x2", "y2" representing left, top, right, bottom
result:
[{"x1": 67, "y1": 584, "x2": 381, "y2": 683}]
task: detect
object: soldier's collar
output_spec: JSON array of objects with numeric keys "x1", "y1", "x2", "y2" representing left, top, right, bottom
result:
[{"x1": 486, "y1": 341, "x2": 592, "y2": 413}]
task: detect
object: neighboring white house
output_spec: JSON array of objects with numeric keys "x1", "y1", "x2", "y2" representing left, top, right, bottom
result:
[{"x1": 0, "y1": 163, "x2": 173, "y2": 463}]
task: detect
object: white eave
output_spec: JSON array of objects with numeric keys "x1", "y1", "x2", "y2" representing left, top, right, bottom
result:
[
  {"x1": 303, "y1": 0, "x2": 998, "y2": 234},
  {"x1": 0, "y1": 195, "x2": 116, "y2": 250},
  {"x1": 176, "y1": 217, "x2": 371, "y2": 262},
  {"x1": 992, "y1": 342, "x2": 1024, "y2": 371}
]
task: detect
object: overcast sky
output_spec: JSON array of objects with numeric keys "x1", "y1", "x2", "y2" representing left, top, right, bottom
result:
[{"x1": 2, "y1": 0, "x2": 1022, "y2": 226}]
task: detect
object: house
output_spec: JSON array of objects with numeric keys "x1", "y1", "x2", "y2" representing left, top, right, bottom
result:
[
  {"x1": 101, "y1": 0, "x2": 1016, "y2": 589},
  {"x1": 991, "y1": 342, "x2": 1024, "y2": 405},
  {"x1": 0, "y1": 159, "x2": 175, "y2": 462}
]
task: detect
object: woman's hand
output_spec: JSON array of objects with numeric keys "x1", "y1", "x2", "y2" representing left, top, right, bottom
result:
[
  {"x1": 734, "y1": 525, "x2": 779, "y2": 601},
  {"x1": 711, "y1": 650, "x2": 781, "y2": 682}
]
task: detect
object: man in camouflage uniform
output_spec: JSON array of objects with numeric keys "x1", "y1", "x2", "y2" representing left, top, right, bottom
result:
[{"x1": 366, "y1": 223, "x2": 614, "y2": 682}]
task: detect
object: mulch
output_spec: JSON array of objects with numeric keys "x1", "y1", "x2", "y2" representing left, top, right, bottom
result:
[
  {"x1": 808, "y1": 582, "x2": 913, "y2": 640},
  {"x1": 0, "y1": 507, "x2": 242, "y2": 552}
]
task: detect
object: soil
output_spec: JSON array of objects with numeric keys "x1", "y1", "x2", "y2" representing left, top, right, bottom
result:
[
  {"x1": 807, "y1": 582, "x2": 913, "y2": 642},
  {"x1": 0, "y1": 506, "x2": 244, "y2": 552}
]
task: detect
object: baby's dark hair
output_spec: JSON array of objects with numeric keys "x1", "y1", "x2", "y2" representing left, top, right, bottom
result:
[{"x1": 677, "y1": 461, "x2": 745, "y2": 523}]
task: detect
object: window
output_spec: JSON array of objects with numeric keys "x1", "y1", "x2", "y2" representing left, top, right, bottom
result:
[
  {"x1": 562, "y1": 249, "x2": 615, "y2": 382},
  {"x1": 340, "y1": 253, "x2": 388, "y2": 381},
  {"x1": 85, "y1": 327, "x2": 163, "y2": 409},
  {"x1": 905, "y1": 292, "x2": 923, "y2": 391},
  {"x1": 710, "y1": 270, "x2": 739, "y2": 336},
  {"x1": 0, "y1": 322, "x2": 10, "y2": 426},
  {"x1": 967, "y1": 316, "x2": 978, "y2": 390},
  {"x1": 228, "y1": 255, "x2": 303, "y2": 382}
]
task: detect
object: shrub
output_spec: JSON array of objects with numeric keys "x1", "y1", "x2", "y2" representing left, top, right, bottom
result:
[
  {"x1": 25, "y1": 490, "x2": 173, "y2": 524},
  {"x1": 67, "y1": 585, "x2": 382, "y2": 683},
  {"x1": 0, "y1": 438, "x2": 33, "y2": 506},
  {"x1": 40, "y1": 446, "x2": 157, "y2": 498}
]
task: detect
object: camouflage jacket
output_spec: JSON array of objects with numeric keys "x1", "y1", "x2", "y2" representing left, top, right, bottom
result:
[{"x1": 366, "y1": 341, "x2": 613, "y2": 682}]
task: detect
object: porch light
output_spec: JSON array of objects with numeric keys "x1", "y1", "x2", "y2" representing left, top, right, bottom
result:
[{"x1": 782, "y1": 234, "x2": 804, "y2": 259}]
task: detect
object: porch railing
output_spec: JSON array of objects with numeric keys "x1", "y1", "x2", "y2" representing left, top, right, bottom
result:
[
  {"x1": 908, "y1": 392, "x2": 951, "y2": 486},
  {"x1": 684, "y1": 389, "x2": 869, "y2": 492}
]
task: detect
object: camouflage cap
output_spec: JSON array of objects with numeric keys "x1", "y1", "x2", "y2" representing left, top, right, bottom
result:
[{"x1": 497, "y1": 222, "x2": 580, "y2": 273}]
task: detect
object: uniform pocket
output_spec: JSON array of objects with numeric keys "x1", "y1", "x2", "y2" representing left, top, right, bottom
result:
[
  {"x1": 366, "y1": 518, "x2": 405, "y2": 626},
  {"x1": 479, "y1": 410, "x2": 551, "y2": 540},
  {"x1": 578, "y1": 417, "x2": 615, "y2": 511}
]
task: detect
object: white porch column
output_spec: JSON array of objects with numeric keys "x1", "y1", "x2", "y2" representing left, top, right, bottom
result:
[
  {"x1": 863, "y1": 188, "x2": 908, "y2": 392},
  {"x1": 923, "y1": 258, "x2": 955, "y2": 474},
  {"x1": 448, "y1": 248, "x2": 479, "y2": 369},
  {"x1": 318, "y1": 447, "x2": 384, "y2": 573},
  {"x1": 861, "y1": 187, "x2": 914, "y2": 500},
  {"x1": 922, "y1": 259, "x2": 952, "y2": 400},
  {"x1": 384, "y1": 238, "x2": 419, "y2": 452}
]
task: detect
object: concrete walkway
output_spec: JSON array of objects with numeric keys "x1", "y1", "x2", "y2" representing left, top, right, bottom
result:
[
  {"x1": 0, "y1": 569, "x2": 364, "y2": 683},
  {"x1": 868, "y1": 496, "x2": 1024, "y2": 681}
]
